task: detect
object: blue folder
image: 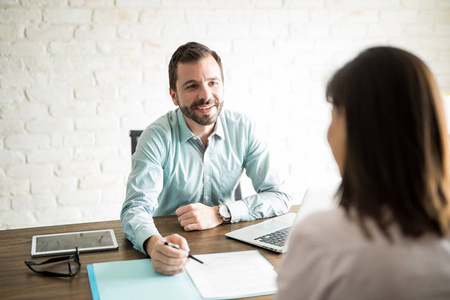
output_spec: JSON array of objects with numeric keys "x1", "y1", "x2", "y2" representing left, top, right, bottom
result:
[{"x1": 87, "y1": 259, "x2": 204, "y2": 300}]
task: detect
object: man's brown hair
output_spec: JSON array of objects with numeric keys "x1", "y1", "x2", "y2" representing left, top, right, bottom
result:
[{"x1": 168, "y1": 42, "x2": 223, "y2": 92}]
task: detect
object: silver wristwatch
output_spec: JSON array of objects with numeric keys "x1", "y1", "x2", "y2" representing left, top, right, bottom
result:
[{"x1": 218, "y1": 204, "x2": 231, "y2": 223}]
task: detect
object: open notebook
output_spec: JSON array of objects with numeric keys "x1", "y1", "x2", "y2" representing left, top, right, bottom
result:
[
  {"x1": 88, "y1": 250, "x2": 277, "y2": 300},
  {"x1": 225, "y1": 183, "x2": 339, "y2": 253}
]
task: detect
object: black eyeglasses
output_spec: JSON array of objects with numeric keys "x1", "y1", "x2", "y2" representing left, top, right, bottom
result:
[{"x1": 24, "y1": 247, "x2": 81, "y2": 278}]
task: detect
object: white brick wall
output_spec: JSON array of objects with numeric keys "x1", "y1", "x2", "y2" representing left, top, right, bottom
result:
[{"x1": 1, "y1": 0, "x2": 450, "y2": 230}]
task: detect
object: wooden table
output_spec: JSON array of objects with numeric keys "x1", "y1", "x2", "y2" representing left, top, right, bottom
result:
[{"x1": 0, "y1": 207, "x2": 298, "y2": 300}]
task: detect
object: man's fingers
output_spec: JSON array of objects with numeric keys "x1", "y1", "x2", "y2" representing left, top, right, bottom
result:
[
  {"x1": 177, "y1": 212, "x2": 192, "y2": 223},
  {"x1": 154, "y1": 267, "x2": 184, "y2": 276},
  {"x1": 151, "y1": 243, "x2": 188, "y2": 275},
  {"x1": 176, "y1": 204, "x2": 221, "y2": 231},
  {"x1": 179, "y1": 215, "x2": 210, "y2": 231},
  {"x1": 183, "y1": 223, "x2": 199, "y2": 231},
  {"x1": 165, "y1": 234, "x2": 190, "y2": 252},
  {"x1": 148, "y1": 234, "x2": 191, "y2": 276},
  {"x1": 152, "y1": 259, "x2": 185, "y2": 276},
  {"x1": 179, "y1": 213, "x2": 199, "y2": 227},
  {"x1": 153, "y1": 252, "x2": 187, "y2": 265},
  {"x1": 175, "y1": 204, "x2": 194, "y2": 216},
  {"x1": 155, "y1": 241, "x2": 188, "y2": 258}
]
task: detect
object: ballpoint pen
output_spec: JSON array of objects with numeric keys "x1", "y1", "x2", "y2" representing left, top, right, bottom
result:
[{"x1": 161, "y1": 240, "x2": 204, "y2": 264}]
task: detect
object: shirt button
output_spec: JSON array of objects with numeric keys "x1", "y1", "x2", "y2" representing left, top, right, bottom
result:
[
  {"x1": 205, "y1": 176, "x2": 210, "y2": 180},
  {"x1": 204, "y1": 196, "x2": 209, "y2": 201}
]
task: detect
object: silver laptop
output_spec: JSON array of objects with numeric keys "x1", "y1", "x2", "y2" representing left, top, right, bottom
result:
[{"x1": 225, "y1": 183, "x2": 339, "y2": 253}]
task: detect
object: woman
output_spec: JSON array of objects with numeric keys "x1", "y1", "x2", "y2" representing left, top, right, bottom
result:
[{"x1": 277, "y1": 47, "x2": 450, "y2": 299}]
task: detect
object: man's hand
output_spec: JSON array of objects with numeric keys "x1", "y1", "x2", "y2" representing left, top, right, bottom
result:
[
  {"x1": 175, "y1": 203, "x2": 223, "y2": 231},
  {"x1": 145, "y1": 234, "x2": 190, "y2": 276}
]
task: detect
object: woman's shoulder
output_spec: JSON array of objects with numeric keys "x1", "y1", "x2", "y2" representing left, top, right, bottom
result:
[
  {"x1": 296, "y1": 208, "x2": 350, "y2": 231},
  {"x1": 290, "y1": 208, "x2": 365, "y2": 247}
]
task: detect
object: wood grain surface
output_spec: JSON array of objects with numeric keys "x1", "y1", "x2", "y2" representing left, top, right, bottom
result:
[{"x1": 0, "y1": 206, "x2": 298, "y2": 300}]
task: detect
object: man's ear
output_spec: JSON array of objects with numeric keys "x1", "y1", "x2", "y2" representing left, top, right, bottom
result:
[{"x1": 169, "y1": 88, "x2": 178, "y2": 106}]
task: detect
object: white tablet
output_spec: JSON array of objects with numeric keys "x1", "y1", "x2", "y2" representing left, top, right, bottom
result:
[{"x1": 31, "y1": 229, "x2": 119, "y2": 257}]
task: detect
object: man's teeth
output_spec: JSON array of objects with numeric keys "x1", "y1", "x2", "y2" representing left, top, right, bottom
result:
[{"x1": 198, "y1": 105, "x2": 214, "y2": 110}]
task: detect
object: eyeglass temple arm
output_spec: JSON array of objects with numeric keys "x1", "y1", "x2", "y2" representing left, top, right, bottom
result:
[{"x1": 25, "y1": 255, "x2": 72, "y2": 266}]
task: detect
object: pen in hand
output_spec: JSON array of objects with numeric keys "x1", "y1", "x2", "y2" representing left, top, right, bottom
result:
[{"x1": 161, "y1": 240, "x2": 204, "y2": 264}]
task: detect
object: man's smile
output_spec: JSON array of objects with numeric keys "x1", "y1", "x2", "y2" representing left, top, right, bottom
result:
[{"x1": 196, "y1": 104, "x2": 215, "y2": 113}]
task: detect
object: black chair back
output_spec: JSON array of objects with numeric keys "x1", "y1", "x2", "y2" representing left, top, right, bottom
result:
[{"x1": 129, "y1": 130, "x2": 143, "y2": 154}]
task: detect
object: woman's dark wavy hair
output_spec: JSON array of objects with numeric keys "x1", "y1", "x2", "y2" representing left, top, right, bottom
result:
[
  {"x1": 326, "y1": 46, "x2": 450, "y2": 239},
  {"x1": 168, "y1": 42, "x2": 223, "y2": 92}
]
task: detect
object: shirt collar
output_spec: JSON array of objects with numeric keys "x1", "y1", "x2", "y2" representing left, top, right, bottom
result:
[
  {"x1": 213, "y1": 113, "x2": 225, "y2": 139},
  {"x1": 177, "y1": 109, "x2": 196, "y2": 144},
  {"x1": 176, "y1": 108, "x2": 225, "y2": 144}
]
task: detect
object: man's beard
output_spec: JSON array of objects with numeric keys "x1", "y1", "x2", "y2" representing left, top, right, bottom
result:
[{"x1": 179, "y1": 97, "x2": 223, "y2": 126}]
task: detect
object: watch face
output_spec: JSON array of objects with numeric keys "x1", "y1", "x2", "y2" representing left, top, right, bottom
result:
[{"x1": 220, "y1": 205, "x2": 231, "y2": 218}]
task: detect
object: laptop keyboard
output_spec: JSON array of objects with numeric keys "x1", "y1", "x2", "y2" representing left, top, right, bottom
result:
[{"x1": 254, "y1": 227, "x2": 291, "y2": 247}]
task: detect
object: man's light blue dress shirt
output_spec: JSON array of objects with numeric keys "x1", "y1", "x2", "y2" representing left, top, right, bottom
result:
[{"x1": 121, "y1": 108, "x2": 292, "y2": 254}]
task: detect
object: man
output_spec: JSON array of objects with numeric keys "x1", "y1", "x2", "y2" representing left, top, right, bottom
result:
[{"x1": 121, "y1": 42, "x2": 292, "y2": 275}]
